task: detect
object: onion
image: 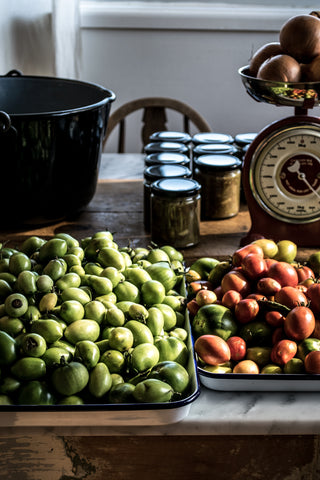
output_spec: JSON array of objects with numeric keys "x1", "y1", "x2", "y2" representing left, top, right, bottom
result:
[
  {"x1": 257, "y1": 54, "x2": 301, "y2": 82},
  {"x1": 249, "y1": 42, "x2": 283, "y2": 77},
  {"x1": 280, "y1": 14, "x2": 320, "y2": 63},
  {"x1": 301, "y1": 55, "x2": 320, "y2": 81}
]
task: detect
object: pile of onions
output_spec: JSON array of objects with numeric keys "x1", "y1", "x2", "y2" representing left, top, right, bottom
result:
[{"x1": 248, "y1": 12, "x2": 320, "y2": 82}]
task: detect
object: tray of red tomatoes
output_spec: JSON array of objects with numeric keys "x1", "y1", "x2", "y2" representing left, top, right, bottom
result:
[{"x1": 186, "y1": 239, "x2": 320, "y2": 391}]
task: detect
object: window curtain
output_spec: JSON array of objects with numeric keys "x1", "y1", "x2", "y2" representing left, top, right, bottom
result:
[{"x1": 0, "y1": 0, "x2": 81, "y2": 79}]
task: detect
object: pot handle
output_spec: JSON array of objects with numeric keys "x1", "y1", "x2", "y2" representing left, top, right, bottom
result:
[
  {"x1": 5, "y1": 69, "x2": 23, "y2": 77},
  {"x1": 0, "y1": 111, "x2": 12, "y2": 134}
]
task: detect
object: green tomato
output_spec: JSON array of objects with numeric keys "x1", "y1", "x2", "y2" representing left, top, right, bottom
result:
[
  {"x1": 100, "y1": 349, "x2": 125, "y2": 373},
  {"x1": 43, "y1": 258, "x2": 67, "y2": 281},
  {"x1": 97, "y1": 247, "x2": 126, "y2": 271},
  {"x1": 20, "y1": 236, "x2": 46, "y2": 257},
  {"x1": 38, "y1": 238, "x2": 68, "y2": 264},
  {"x1": 0, "y1": 316, "x2": 25, "y2": 337},
  {"x1": 20, "y1": 333, "x2": 47, "y2": 357},
  {"x1": 147, "y1": 248, "x2": 171, "y2": 264},
  {"x1": 192, "y1": 304, "x2": 237, "y2": 340},
  {"x1": 105, "y1": 306, "x2": 126, "y2": 327},
  {"x1": 30, "y1": 319, "x2": 63, "y2": 343},
  {"x1": 8, "y1": 252, "x2": 32, "y2": 276},
  {"x1": 88, "y1": 362, "x2": 112, "y2": 398},
  {"x1": 149, "y1": 360, "x2": 190, "y2": 394},
  {"x1": 108, "y1": 326, "x2": 134, "y2": 352},
  {"x1": 152, "y1": 303, "x2": 177, "y2": 331},
  {"x1": 61, "y1": 287, "x2": 91, "y2": 305},
  {"x1": 123, "y1": 266, "x2": 152, "y2": 288},
  {"x1": 74, "y1": 340, "x2": 100, "y2": 369},
  {"x1": 16, "y1": 271, "x2": 37, "y2": 295},
  {"x1": 36, "y1": 274, "x2": 54, "y2": 293},
  {"x1": 88, "y1": 275, "x2": 113, "y2": 296},
  {"x1": 4, "y1": 293, "x2": 29, "y2": 317},
  {"x1": 17, "y1": 380, "x2": 55, "y2": 405},
  {"x1": 133, "y1": 378, "x2": 173, "y2": 403},
  {"x1": 55, "y1": 232, "x2": 79, "y2": 249},
  {"x1": 146, "y1": 307, "x2": 164, "y2": 336},
  {"x1": 56, "y1": 272, "x2": 81, "y2": 291},
  {"x1": 113, "y1": 281, "x2": 141, "y2": 303},
  {"x1": 11, "y1": 357, "x2": 46, "y2": 381},
  {"x1": 108, "y1": 382, "x2": 135, "y2": 403},
  {"x1": 51, "y1": 361, "x2": 89, "y2": 396},
  {"x1": 100, "y1": 266, "x2": 124, "y2": 288},
  {"x1": 84, "y1": 300, "x2": 106, "y2": 324},
  {"x1": 154, "y1": 336, "x2": 188, "y2": 366},
  {"x1": 0, "y1": 331, "x2": 17, "y2": 366},
  {"x1": 160, "y1": 245, "x2": 184, "y2": 262},
  {"x1": 59, "y1": 300, "x2": 85, "y2": 324},
  {"x1": 189, "y1": 257, "x2": 220, "y2": 280},
  {"x1": 125, "y1": 320, "x2": 154, "y2": 346},
  {"x1": 146, "y1": 262, "x2": 177, "y2": 293},
  {"x1": 274, "y1": 240, "x2": 297, "y2": 263},
  {"x1": 42, "y1": 347, "x2": 72, "y2": 368},
  {"x1": 141, "y1": 280, "x2": 165, "y2": 306}
]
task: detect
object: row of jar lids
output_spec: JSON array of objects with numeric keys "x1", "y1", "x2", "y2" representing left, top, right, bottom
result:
[{"x1": 144, "y1": 131, "x2": 257, "y2": 156}]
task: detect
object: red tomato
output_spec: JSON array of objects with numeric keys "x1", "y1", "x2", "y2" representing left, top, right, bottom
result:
[
  {"x1": 305, "y1": 350, "x2": 320, "y2": 374},
  {"x1": 265, "y1": 310, "x2": 285, "y2": 328},
  {"x1": 272, "y1": 327, "x2": 285, "y2": 345},
  {"x1": 294, "y1": 264, "x2": 315, "y2": 283},
  {"x1": 221, "y1": 290, "x2": 242, "y2": 309},
  {"x1": 241, "y1": 253, "x2": 268, "y2": 280},
  {"x1": 284, "y1": 305, "x2": 315, "y2": 341},
  {"x1": 267, "y1": 261, "x2": 299, "y2": 287},
  {"x1": 227, "y1": 336, "x2": 246, "y2": 361},
  {"x1": 187, "y1": 299, "x2": 200, "y2": 317},
  {"x1": 256, "y1": 277, "x2": 282, "y2": 296},
  {"x1": 246, "y1": 293, "x2": 266, "y2": 301},
  {"x1": 274, "y1": 286, "x2": 308, "y2": 309},
  {"x1": 296, "y1": 284, "x2": 308, "y2": 293},
  {"x1": 213, "y1": 285, "x2": 223, "y2": 300},
  {"x1": 306, "y1": 283, "x2": 320, "y2": 313},
  {"x1": 312, "y1": 319, "x2": 320, "y2": 339},
  {"x1": 232, "y1": 244, "x2": 264, "y2": 267},
  {"x1": 234, "y1": 298, "x2": 259, "y2": 324},
  {"x1": 233, "y1": 359, "x2": 259, "y2": 373},
  {"x1": 271, "y1": 339, "x2": 297, "y2": 365},
  {"x1": 264, "y1": 258, "x2": 278, "y2": 271},
  {"x1": 221, "y1": 270, "x2": 251, "y2": 297},
  {"x1": 194, "y1": 335, "x2": 231, "y2": 366},
  {"x1": 188, "y1": 280, "x2": 215, "y2": 294},
  {"x1": 195, "y1": 289, "x2": 217, "y2": 306}
]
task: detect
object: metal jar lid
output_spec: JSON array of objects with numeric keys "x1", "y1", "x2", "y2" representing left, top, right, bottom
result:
[
  {"x1": 145, "y1": 152, "x2": 190, "y2": 167},
  {"x1": 144, "y1": 141, "x2": 189, "y2": 154},
  {"x1": 193, "y1": 143, "x2": 239, "y2": 157},
  {"x1": 192, "y1": 132, "x2": 234, "y2": 145},
  {"x1": 149, "y1": 131, "x2": 192, "y2": 144},
  {"x1": 234, "y1": 132, "x2": 257, "y2": 146},
  {"x1": 151, "y1": 178, "x2": 201, "y2": 197},
  {"x1": 144, "y1": 164, "x2": 192, "y2": 182},
  {"x1": 194, "y1": 154, "x2": 242, "y2": 171}
]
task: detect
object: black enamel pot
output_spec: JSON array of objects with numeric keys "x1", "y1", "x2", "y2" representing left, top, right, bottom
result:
[{"x1": 0, "y1": 70, "x2": 116, "y2": 225}]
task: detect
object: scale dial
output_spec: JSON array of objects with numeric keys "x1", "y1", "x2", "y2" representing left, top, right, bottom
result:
[
  {"x1": 251, "y1": 125, "x2": 320, "y2": 223},
  {"x1": 242, "y1": 115, "x2": 320, "y2": 246}
]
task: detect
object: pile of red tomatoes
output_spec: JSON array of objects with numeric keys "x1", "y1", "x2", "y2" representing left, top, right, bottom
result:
[{"x1": 186, "y1": 239, "x2": 320, "y2": 375}]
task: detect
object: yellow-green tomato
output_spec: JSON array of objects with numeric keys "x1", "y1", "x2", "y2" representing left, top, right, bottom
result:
[
  {"x1": 130, "y1": 343, "x2": 160, "y2": 372},
  {"x1": 100, "y1": 349, "x2": 125, "y2": 373},
  {"x1": 60, "y1": 300, "x2": 85, "y2": 324},
  {"x1": 108, "y1": 327, "x2": 134, "y2": 352},
  {"x1": 64, "y1": 319, "x2": 100, "y2": 344},
  {"x1": 84, "y1": 300, "x2": 106, "y2": 324},
  {"x1": 274, "y1": 240, "x2": 297, "y2": 263}
]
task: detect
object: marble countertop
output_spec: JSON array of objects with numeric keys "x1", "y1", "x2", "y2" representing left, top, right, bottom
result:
[{"x1": 1, "y1": 384, "x2": 320, "y2": 436}]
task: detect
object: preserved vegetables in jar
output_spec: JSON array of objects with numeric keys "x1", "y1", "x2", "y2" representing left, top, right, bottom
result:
[
  {"x1": 144, "y1": 165, "x2": 192, "y2": 231},
  {"x1": 150, "y1": 178, "x2": 201, "y2": 248},
  {"x1": 194, "y1": 154, "x2": 242, "y2": 220}
]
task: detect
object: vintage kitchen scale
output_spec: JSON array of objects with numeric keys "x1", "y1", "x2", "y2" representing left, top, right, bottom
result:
[{"x1": 239, "y1": 65, "x2": 320, "y2": 247}]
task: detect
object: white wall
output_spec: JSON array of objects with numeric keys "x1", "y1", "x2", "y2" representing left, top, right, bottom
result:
[{"x1": 79, "y1": 3, "x2": 313, "y2": 152}]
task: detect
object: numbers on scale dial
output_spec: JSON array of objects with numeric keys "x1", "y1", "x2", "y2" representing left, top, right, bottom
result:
[{"x1": 252, "y1": 128, "x2": 320, "y2": 223}]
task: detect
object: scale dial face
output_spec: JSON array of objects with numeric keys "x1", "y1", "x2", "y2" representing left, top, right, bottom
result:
[{"x1": 250, "y1": 124, "x2": 320, "y2": 224}]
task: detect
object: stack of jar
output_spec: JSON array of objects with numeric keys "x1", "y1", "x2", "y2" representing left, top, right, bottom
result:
[{"x1": 143, "y1": 130, "x2": 256, "y2": 248}]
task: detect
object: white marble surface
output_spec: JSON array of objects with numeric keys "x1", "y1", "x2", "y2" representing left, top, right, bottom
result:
[{"x1": 2, "y1": 386, "x2": 320, "y2": 436}]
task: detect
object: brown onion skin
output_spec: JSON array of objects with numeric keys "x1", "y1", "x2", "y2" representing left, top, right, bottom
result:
[
  {"x1": 280, "y1": 14, "x2": 320, "y2": 63},
  {"x1": 257, "y1": 54, "x2": 301, "y2": 82},
  {"x1": 249, "y1": 42, "x2": 283, "y2": 77},
  {"x1": 301, "y1": 55, "x2": 320, "y2": 81}
]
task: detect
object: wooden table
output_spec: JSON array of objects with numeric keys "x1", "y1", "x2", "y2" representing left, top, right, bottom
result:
[{"x1": 0, "y1": 178, "x2": 319, "y2": 479}]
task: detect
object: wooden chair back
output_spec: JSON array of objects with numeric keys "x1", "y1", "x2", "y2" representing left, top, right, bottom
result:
[{"x1": 103, "y1": 96, "x2": 212, "y2": 152}]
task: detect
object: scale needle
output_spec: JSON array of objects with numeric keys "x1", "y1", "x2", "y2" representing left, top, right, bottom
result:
[{"x1": 287, "y1": 159, "x2": 320, "y2": 199}]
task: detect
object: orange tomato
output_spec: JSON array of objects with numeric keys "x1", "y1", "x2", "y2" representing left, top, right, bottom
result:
[
  {"x1": 233, "y1": 359, "x2": 259, "y2": 374},
  {"x1": 194, "y1": 334, "x2": 231, "y2": 366}
]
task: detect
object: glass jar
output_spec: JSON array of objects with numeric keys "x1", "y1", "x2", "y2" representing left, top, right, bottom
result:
[
  {"x1": 145, "y1": 152, "x2": 190, "y2": 168},
  {"x1": 144, "y1": 164, "x2": 192, "y2": 231},
  {"x1": 150, "y1": 178, "x2": 201, "y2": 248},
  {"x1": 234, "y1": 133, "x2": 257, "y2": 161},
  {"x1": 194, "y1": 154, "x2": 242, "y2": 220},
  {"x1": 149, "y1": 131, "x2": 192, "y2": 144}
]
